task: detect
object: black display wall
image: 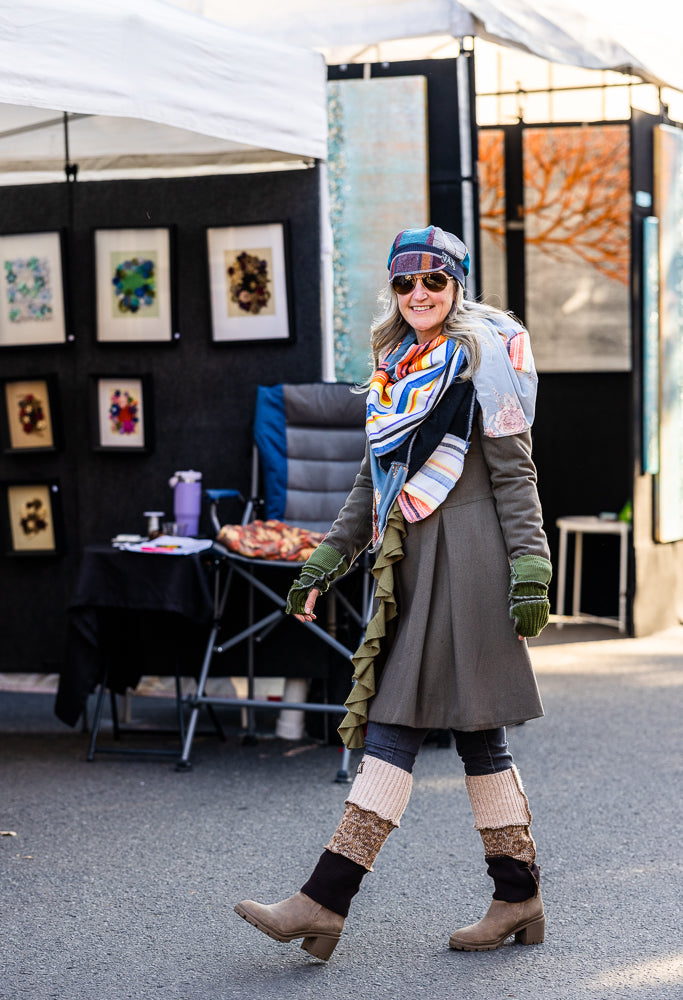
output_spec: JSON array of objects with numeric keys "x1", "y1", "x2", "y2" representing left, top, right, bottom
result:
[
  {"x1": 0, "y1": 168, "x2": 323, "y2": 674},
  {"x1": 532, "y1": 372, "x2": 633, "y2": 620}
]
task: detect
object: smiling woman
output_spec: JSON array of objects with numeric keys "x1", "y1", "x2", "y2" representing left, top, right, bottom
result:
[{"x1": 235, "y1": 224, "x2": 553, "y2": 960}]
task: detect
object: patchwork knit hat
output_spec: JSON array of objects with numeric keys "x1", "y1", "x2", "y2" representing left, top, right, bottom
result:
[{"x1": 388, "y1": 226, "x2": 470, "y2": 286}]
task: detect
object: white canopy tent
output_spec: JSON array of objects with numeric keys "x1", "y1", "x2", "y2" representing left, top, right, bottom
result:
[
  {"x1": 0, "y1": 0, "x2": 339, "y2": 375},
  {"x1": 0, "y1": 0, "x2": 328, "y2": 182},
  {"x1": 1, "y1": 0, "x2": 678, "y2": 380},
  {"x1": 180, "y1": 0, "x2": 683, "y2": 95}
]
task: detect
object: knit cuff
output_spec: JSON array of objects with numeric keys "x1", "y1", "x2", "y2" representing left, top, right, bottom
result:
[
  {"x1": 326, "y1": 803, "x2": 395, "y2": 871},
  {"x1": 465, "y1": 766, "x2": 532, "y2": 830},
  {"x1": 346, "y1": 754, "x2": 413, "y2": 827},
  {"x1": 480, "y1": 824, "x2": 536, "y2": 865},
  {"x1": 510, "y1": 554, "x2": 552, "y2": 588},
  {"x1": 510, "y1": 597, "x2": 550, "y2": 638},
  {"x1": 285, "y1": 543, "x2": 349, "y2": 614}
]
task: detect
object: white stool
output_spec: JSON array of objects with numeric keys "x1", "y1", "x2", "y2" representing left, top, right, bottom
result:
[{"x1": 555, "y1": 515, "x2": 631, "y2": 633}]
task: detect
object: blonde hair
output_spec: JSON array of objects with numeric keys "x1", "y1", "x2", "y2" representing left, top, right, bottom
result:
[{"x1": 355, "y1": 281, "x2": 515, "y2": 388}]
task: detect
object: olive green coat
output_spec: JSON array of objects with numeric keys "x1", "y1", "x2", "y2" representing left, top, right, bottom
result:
[{"x1": 325, "y1": 413, "x2": 549, "y2": 734}]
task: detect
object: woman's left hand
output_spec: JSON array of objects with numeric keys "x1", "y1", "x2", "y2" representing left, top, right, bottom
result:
[{"x1": 293, "y1": 587, "x2": 320, "y2": 623}]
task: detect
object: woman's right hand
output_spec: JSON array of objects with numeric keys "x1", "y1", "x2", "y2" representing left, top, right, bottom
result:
[{"x1": 293, "y1": 588, "x2": 320, "y2": 623}]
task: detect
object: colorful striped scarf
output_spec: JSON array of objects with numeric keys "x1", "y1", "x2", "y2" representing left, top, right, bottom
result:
[{"x1": 366, "y1": 320, "x2": 537, "y2": 547}]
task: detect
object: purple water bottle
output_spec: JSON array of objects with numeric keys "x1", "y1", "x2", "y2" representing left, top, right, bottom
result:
[{"x1": 169, "y1": 470, "x2": 202, "y2": 536}]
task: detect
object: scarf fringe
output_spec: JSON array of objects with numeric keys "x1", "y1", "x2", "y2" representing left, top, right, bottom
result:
[{"x1": 337, "y1": 502, "x2": 407, "y2": 749}]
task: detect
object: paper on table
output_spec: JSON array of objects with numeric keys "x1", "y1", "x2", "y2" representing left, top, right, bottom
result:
[{"x1": 114, "y1": 534, "x2": 214, "y2": 555}]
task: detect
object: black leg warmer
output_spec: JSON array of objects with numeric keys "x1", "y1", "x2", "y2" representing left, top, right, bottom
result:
[
  {"x1": 301, "y1": 849, "x2": 367, "y2": 917},
  {"x1": 486, "y1": 855, "x2": 540, "y2": 902}
]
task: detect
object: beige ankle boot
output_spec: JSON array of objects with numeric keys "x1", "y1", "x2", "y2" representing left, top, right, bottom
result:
[
  {"x1": 450, "y1": 766, "x2": 545, "y2": 950},
  {"x1": 235, "y1": 892, "x2": 344, "y2": 960},
  {"x1": 449, "y1": 893, "x2": 545, "y2": 950},
  {"x1": 235, "y1": 755, "x2": 413, "y2": 960}
]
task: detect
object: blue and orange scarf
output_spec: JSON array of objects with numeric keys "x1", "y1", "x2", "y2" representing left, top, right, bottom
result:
[{"x1": 366, "y1": 319, "x2": 538, "y2": 547}]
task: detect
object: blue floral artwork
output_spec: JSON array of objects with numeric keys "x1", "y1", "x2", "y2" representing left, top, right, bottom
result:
[
  {"x1": 110, "y1": 251, "x2": 159, "y2": 318},
  {"x1": 3, "y1": 256, "x2": 53, "y2": 323}
]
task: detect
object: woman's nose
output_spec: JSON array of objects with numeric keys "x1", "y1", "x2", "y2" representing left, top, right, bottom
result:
[{"x1": 411, "y1": 278, "x2": 428, "y2": 300}]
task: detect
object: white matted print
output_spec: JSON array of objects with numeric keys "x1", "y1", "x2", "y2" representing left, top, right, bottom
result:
[
  {"x1": 95, "y1": 228, "x2": 173, "y2": 342},
  {"x1": 6, "y1": 483, "x2": 58, "y2": 554},
  {"x1": 0, "y1": 232, "x2": 66, "y2": 347},
  {"x1": 3, "y1": 377, "x2": 57, "y2": 452},
  {"x1": 207, "y1": 224, "x2": 291, "y2": 342},
  {"x1": 94, "y1": 376, "x2": 148, "y2": 451}
]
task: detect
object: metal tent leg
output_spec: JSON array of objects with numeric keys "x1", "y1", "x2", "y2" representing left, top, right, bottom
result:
[
  {"x1": 335, "y1": 745, "x2": 352, "y2": 783},
  {"x1": 86, "y1": 669, "x2": 109, "y2": 761},
  {"x1": 176, "y1": 619, "x2": 221, "y2": 770}
]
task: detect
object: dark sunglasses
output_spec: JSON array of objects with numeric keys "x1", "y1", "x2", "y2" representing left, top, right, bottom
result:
[{"x1": 391, "y1": 271, "x2": 452, "y2": 295}]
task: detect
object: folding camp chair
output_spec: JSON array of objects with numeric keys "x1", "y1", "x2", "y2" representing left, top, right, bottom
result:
[{"x1": 177, "y1": 383, "x2": 373, "y2": 779}]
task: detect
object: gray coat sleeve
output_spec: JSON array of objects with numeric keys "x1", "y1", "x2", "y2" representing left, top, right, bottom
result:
[
  {"x1": 323, "y1": 439, "x2": 374, "y2": 564},
  {"x1": 478, "y1": 412, "x2": 550, "y2": 563}
]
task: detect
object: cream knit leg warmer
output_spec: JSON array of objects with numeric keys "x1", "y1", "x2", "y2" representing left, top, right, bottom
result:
[
  {"x1": 326, "y1": 755, "x2": 413, "y2": 871},
  {"x1": 465, "y1": 765, "x2": 536, "y2": 864}
]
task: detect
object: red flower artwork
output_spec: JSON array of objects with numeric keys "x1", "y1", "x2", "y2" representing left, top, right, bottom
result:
[
  {"x1": 18, "y1": 393, "x2": 47, "y2": 435},
  {"x1": 109, "y1": 389, "x2": 139, "y2": 435}
]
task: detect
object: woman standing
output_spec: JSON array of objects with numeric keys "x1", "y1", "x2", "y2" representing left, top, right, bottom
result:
[{"x1": 235, "y1": 226, "x2": 552, "y2": 960}]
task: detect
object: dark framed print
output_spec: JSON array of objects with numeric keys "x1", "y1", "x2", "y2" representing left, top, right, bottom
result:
[
  {"x1": 0, "y1": 231, "x2": 68, "y2": 347},
  {"x1": 2, "y1": 480, "x2": 64, "y2": 556},
  {"x1": 206, "y1": 222, "x2": 292, "y2": 343},
  {"x1": 90, "y1": 374, "x2": 153, "y2": 453},
  {"x1": 1, "y1": 375, "x2": 61, "y2": 453},
  {"x1": 94, "y1": 227, "x2": 176, "y2": 343}
]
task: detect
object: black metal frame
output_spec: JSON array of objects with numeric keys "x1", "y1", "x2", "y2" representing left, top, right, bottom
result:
[
  {"x1": 175, "y1": 471, "x2": 373, "y2": 779},
  {"x1": 86, "y1": 657, "x2": 226, "y2": 761}
]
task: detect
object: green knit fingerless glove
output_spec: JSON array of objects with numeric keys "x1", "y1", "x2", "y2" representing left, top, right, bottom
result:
[
  {"x1": 509, "y1": 554, "x2": 553, "y2": 638},
  {"x1": 285, "y1": 542, "x2": 350, "y2": 615}
]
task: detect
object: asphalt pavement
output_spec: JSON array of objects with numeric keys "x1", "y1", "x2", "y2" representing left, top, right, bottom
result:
[{"x1": 1, "y1": 624, "x2": 682, "y2": 1000}]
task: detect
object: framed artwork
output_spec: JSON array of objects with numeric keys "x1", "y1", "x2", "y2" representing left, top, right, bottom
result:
[
  {"x1": 327, "y1": 76, "x2": 429, "y2": 381},
  {"x1": 641, "y1": 217, "x2": 659, "y2": 476},
  {"x1": 90, "y1": 375, "x2": 153, "y2": 453},
  {"x1": 2, "y1": 480, "x2": 64, "y2": 556},
  {"x1": 654, "y1": 126, "x2": 683, "y2": 542},
  {"x1": 0, "y1": 231, "x2": 68, "y2": 347},
  {"x1": 94, "y1": 227, "x2": 176, "y2": 343},
  {"x1": 1, "y1": 375, "x2": 61, "y2": 453},
  {"x1": 206, "y1": 222, "x2": 292, "y2": 343},
  {"x1": 478, "y1": 123, "x2": 631, "y2": 372}
]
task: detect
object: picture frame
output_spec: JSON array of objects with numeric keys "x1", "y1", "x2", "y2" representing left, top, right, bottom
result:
[
  {"x1": 94, "y1": 227, "x2": 176, "y2": 343},
  {"x1": 1, "y1": 479, "x2": 64, "y2": 556},
  {"x1": 654, "y1": 125, "x2": 683, "y2": 541},
  {"x1": 642, "y1": 216, "x2": 659, "y2": 476},
  {"x1": 89, "y1": 374, "x2": 153, "y2": 453},
  {"x1": 0, "y1": 231, "x2": 68, "y2": 347},
  {"x1": 1, "y1": 374, "x2": 62, "y2": 454},
  {"x1": 206, "y1": 222, "x2": 292, "y2": 343}
]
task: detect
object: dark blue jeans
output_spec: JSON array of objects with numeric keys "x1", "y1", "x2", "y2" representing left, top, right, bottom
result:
[{"x1": 364, "y1": 721, "x2": 513, "y2": 776}]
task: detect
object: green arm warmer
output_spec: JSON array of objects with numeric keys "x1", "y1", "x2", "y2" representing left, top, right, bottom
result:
[
  {"x1": 285, "y1": 542, "x2": 350, "y2": 616},
  {"x1": 509, "y1": 554, "x2": 553, "y2": 639}
]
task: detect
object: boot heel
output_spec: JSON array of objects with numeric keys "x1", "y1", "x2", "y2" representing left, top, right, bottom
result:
[
  {"x1": 515, "y1": 915, "x2": 545, "y2": 945},
  {"x1": 301, "y1": 934, "x2": 339, "y2": 961}
]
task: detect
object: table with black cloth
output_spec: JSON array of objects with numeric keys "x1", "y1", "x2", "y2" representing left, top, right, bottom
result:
[
  {"x1": 55, "y1": 543, "x2": 354, "y2": 732},
  {"x1": 55, "y1": 544, "x2": 215, "y2": 727}
]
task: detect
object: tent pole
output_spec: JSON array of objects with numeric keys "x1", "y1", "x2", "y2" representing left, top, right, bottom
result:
[
  {"x1": 456, "y1": 42, "x2": 478, "y2": 298},
  {"x1": 63, "y1": 112, "x2": 79, "y2": 227}
]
